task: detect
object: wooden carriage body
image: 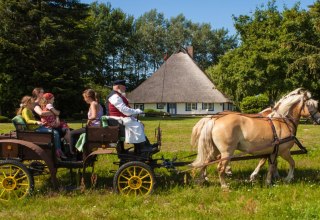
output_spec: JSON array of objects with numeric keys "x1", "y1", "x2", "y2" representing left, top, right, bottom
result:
[{"x1": 0, "y1": 116, "x2": 160, "y2": 200}]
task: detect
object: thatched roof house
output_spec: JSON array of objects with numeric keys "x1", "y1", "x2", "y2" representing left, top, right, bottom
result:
[{"x1": 128, "y1": 48, "x2": 233, "y2": 115}]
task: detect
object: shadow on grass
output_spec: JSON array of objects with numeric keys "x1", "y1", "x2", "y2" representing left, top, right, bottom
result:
[{"x1": 31, "y1": 165, "x2": 320, "y2": 197}]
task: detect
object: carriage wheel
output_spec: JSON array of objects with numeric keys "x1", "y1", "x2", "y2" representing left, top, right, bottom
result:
[
  {"x1": 0, "y1": 160, "x2": 34, "y2": 201},
  {"x1": 113, "y1": 161, "x2": 155, "y2": 196}
]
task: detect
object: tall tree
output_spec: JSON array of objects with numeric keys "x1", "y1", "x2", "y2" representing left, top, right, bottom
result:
[
  {"x1": 208, "y1": 0, "x2": 318, "y2": 105},
  {"x1": 286, "y1": 1, "x2": 320, "y2": 98},
  {"x1": 86, "y1": 3, "x2": 134, "y2": 85},
  {"x1": 135, "y1": 9, "x2": 167, "y2": 74},
  {"x1": 0, "y1": 0, "x2": 91, "y2": 116}
]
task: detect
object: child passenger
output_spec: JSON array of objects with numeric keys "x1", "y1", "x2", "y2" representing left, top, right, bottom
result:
[
  {"x1": 40, "y1": 93, "x2": 73, "y2": 154},
  {"x1": 17, "y1": 96, "x2": 66, "y2": 159}
]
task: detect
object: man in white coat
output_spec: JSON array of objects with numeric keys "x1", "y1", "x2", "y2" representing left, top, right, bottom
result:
[{"x1": 107, "y1": 79, "x2": 158, "y2": 154}]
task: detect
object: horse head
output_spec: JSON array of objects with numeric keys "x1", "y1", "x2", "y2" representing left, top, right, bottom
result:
[
  {"x1": 301, "y1": 92, "x2": 320, "y2": 124},
  {"x1": 270, "y1": 89, "x2": 320, "y2": 124}
]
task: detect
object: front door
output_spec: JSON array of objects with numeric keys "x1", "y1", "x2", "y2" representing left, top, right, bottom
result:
[{"x1": 167, "y1": 103, "x2": 177, "y2": 115}]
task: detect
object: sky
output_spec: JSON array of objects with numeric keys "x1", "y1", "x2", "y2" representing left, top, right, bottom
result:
[{"x1": 80, "y1": 0, "x2": 316, "y2": 35}]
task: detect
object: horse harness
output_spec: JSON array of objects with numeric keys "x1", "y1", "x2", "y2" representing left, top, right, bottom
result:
[
  {"x1": 212, "y1": 112, "x2": 307, "y2": 165},
  {"x1": 267, "y1": 117, "x2": 298, "y2": 165}
]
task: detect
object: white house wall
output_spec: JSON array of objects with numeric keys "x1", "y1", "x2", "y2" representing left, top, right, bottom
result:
[
  {"x1": 133, "y1": 102, "x2": 229, "y2": 114},
  {"x1": 176, "y1": 103, "x2": 224, "y2": 114}
]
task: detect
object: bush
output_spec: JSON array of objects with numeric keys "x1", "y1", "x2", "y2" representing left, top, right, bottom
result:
[
  {"x1": 240, "y1": 94, "x2": 269, "y2": 114},
  {"x1": 0, "y1": 115, "x2": 11, "y2": 123},
  {"x1": 144, "y1": 109, "x2": 170, "y2": 117}
]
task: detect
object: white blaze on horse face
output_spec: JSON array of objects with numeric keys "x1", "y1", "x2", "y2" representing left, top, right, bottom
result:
[{"x1": 305, "y1": 99, "x2": 320, "y2": 123}]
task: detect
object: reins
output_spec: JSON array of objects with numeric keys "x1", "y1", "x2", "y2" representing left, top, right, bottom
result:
[
  {"x1": 179, "y1": 133, "x2": 302, "y2": 174},
  {"x1": 154, "y1": 57, "x2": 168, "y2": 147}
]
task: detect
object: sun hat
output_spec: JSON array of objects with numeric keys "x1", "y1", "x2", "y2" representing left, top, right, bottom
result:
[{"x1": 43, "y1": 93, "x2": 54, "y2": 100}]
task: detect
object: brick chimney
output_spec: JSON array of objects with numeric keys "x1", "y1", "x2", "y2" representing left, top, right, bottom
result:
[{"x1": 187, "y1": 46, "x2": 194, "y2": 58}]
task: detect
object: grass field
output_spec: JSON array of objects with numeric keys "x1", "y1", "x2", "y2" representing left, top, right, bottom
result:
[{"x1": 1, "y1": 118, "x2": 320, "y2": 219}]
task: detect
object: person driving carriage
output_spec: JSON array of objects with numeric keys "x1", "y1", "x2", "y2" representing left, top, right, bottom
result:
[{"x1": 106, "y1": 79, "x2": 158, "y2": 154}]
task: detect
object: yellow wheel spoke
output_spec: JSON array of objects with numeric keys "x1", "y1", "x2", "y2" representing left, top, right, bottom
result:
[
  {"x1": 119, "y1": 181, "x2": 128, "y2": 184},
  {"x1": 12, "y1": 190, "x2": 19, "y2": 199},
  {"x1": 118, "y1": 181, "x2": 128, "y2": 184},
  {"x1": 138, "y1": 169, "x2": 144, "y2": 176},
  {"x1": 133, "y1": 167, "x2": 137, "y2": 176},
  {"x1": 140, "y1": 174, "x2": 151, "y2": 180},
  {"x1": 16, "y1": 175, "x2": 27, "y2": 181},
  {"x1": 142, "y1": 181, "x2": 152, "y2": 184},
  {"x1": 141, "y1": 185, "x2": 151, "y2": 191},
  {"x1": 126, "y1": 169, "x2": 133, "y2": 177},
  {"x1": 120, "y1": 175, "x2": 130, "y2": 180},
  {"x1": 121, "y1": 185, "x2": 131, "y2": 191},
  {"x1": 0, "y1": 189, "x2": 5, "y2": 198},
  {"x1": 15, "y1": 188, "x2": 27, "y2": 198},
  {"x1": 121, "y1": 187, "x2": 132, "y2": 195},
  {"x1": 13, "y1": 169, "x2": 21, "y2": 178},
  {"x1": 17, "y1": 183, "x2": 29, "y2": 186},
  {"x1": 2, "y1": 171, "x2": 7, "y2": 178}
]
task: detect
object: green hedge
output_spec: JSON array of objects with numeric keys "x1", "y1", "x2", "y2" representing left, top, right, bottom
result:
[
  {"x1": 144, "y1": 109, "x2": 170, "y2": 117},
  {"x1": 240, "y1": 94, "x2": 269, "y2": 114},
  {"x1": 0, "y1": 115, "x2": 11, "y2": 123}
]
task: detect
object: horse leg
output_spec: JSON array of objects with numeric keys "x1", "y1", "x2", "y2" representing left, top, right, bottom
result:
[
  {"x1": 216, "y1": 154, "x2": 232, "y2": 176},
  {"x1": 250, "y1": 158, "x2": 267, "y2": 181},
  {"x1": 266, "y1": 153, "x2": 278, "y2": 185},
  {"x1": 251, "y1": 157, "x2": 280, "y2": 182},
  {"x1": 217, "y1": 152, "x2": 231, "y2": 189},
  {"x1": 272, "y1": 159, "x2": 280, "y2": 179},
  {"x1": 196, "y1": 166, "x2": 208, "y2": 185},
  {"x1": 280, "y1": 151, "x2": 295, "y2": 182}
]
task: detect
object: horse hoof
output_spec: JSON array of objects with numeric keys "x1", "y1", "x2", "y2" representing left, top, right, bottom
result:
[
  {"x1": 284, "y1": 177, "x2": 293, "y2": 183},
  {"x1": 221, "y1": 184, "x2": 229, "y2": 191},
  {"x1": 195, "y1": 178, "x2": 206, "y2": 185},
  {"x1": 249, "y1": 174, "x2": 257, "y2": 182}
]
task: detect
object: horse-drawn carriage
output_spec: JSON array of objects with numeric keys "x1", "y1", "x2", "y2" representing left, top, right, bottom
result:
[
  {"x1": 1, "y1": 88, "x2": 319, "y2": 201},
  {"x1": 0, "y1": 116, "x2": 164, "y2": 201}
]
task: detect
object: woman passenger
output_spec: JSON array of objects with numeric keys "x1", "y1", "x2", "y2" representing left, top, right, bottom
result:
[
  {"x1": 17, "y1": 96, "x2": 67, "y2": 159},
  {"x1": 69, "y1": 89, "x2": 104, "y2": 149},
  {"x1": 32, "y1": 87, "x2": 52, "y2": 120}
]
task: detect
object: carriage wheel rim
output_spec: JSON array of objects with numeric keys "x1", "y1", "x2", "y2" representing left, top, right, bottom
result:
[
  {"x1": 0, "y1": 164, "x2": 31, "y2": 200},
  {"x1": 118, "y1": 165, "x2": 153, "y2": 195}
]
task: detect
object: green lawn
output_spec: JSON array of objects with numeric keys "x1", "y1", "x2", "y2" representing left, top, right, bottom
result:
[{"x1": 1, "y1": 118, "x2": 320, "y2": 219}]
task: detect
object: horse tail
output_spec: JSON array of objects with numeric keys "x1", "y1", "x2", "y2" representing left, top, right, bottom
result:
[
  {"x1": 191, "y1": 118, "x2": 216, "y2": 167},
  {"x1": 190, "y1": 116, "x2": 212, "y2": 147}
]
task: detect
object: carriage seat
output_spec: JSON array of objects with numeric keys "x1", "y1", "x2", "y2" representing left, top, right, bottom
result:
[
  {"x1": 11, "y1": 115, "x2": 54, "y2": 151},
  {"x1": 101, "y1": 116, "x2": 125, "y2": 139},
  {"x1": 12, "y1": 115, "x2": 27, "y2": 131}
]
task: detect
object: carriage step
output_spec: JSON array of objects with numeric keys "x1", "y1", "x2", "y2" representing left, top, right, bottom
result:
[{"x1": 56, "y1": 160, "x2": 84, "y2": 168}]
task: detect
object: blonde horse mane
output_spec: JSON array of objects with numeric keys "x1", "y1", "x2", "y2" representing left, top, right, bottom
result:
[{"x1": 269, "y1": 88, "x2": 310, "y2": 117}]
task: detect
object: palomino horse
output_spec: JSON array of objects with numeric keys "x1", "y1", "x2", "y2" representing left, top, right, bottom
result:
[
  {"x1": 191, "y1": 88, "x2": 320, "y2": 188},
  {"x1": 190, "y1": 107, "x2": 272, "y2": 178}
]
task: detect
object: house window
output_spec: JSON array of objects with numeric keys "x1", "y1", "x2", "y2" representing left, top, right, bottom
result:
[
  {"x1": 186, "y1": 103, "x2": 197, "y2": 111},
  {"x1": 202, "y1": 103, "x2": 214, "y2": 111},
  {"x1": 157, "y1": 103, "x2": 165, "y2": 109},
  {"x1": 134, "y1": 103, "x2": 144, "y2": 110}
]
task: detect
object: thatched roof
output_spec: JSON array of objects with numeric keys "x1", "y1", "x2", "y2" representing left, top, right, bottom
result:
[{"x1": 128, "y1": 51, "x2": 231, "y2": 103}]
